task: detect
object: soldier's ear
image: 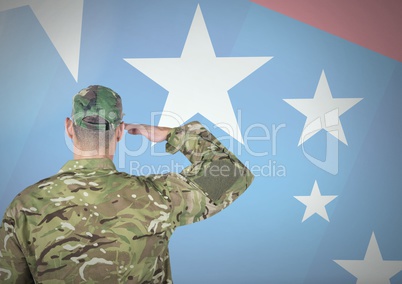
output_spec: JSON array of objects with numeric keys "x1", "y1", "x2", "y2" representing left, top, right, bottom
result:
[
  {"x1": 116, "y1": 122, "x2": 125, "y2": 142},
  {"x1": 65, "y1": 118, "x2": 74, "y2": 139}
]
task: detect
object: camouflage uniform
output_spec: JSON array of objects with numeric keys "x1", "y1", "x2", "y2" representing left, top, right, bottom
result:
[
  {"x1": 0, "y1": 121, "x2": 254, "y2": 283},
  {"x1": 71, "y1": 85, "x2": 123, "y2": 131}
]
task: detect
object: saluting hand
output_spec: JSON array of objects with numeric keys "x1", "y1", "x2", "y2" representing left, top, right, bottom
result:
[{"x1": 125, "y1": 123, "x2": 172, "y2": 143}]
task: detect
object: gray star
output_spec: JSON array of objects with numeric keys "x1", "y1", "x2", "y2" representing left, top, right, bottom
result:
[
  {"x1": 0, "y1": 0, "x2": 84, "y2": 81},
  {"x1": 284, "y1": 70, "x2": 362, "y2": 146},
  {"x1": 334, "y1": 232, "x2": 402, "y2": 284},
  {"x1": 125, "y1": 5, "x2": 272, "y2": 143}
]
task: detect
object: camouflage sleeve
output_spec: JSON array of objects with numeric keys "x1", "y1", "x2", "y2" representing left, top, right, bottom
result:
[
  {"x1": 0, "y1": 209, "x2": 34, "y2": 283},
  {"x1": 164, "y1": 121, "x2": 254, "y2": 226}
]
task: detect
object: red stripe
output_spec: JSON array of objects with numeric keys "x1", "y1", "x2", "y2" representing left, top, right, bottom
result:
[{"x1": 251, "y1": 0, "x2": 402, "y2": 62}]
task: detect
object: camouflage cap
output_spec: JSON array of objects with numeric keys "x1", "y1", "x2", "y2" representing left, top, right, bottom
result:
[{"x1": 72, "y1": 85, "x2": 123, "y2": 131}]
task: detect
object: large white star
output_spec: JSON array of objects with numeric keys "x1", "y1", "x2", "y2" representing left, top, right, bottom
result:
[
  {"x1": 0, "y1": 0, "x2": 84, "y2": 81},
  {"x1": 294, "y1": 180, "x2": 337, "y2": 222},
  {"x1": 284, "y1": 70, "x2": 362, "y2": 146},
  {"x1": 334, "y1": 232, "x2": 402, "y2": 284},
  {"x1": 124, "y1": 5, "x2": 272, "y2": 143}
]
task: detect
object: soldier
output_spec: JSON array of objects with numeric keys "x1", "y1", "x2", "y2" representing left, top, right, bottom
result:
[{"x1": 0, "y1": 85, "x2": 254, "y2": 283}]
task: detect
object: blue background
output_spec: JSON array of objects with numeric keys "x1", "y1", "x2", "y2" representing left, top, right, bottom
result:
[{"x1": 1, "y1": 1, "x2": 401, "y2": 283}]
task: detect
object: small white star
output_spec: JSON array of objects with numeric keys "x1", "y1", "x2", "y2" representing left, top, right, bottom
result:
[
  {"x1": 284, "y1": 70, "x2": 362, "y2": 146},
  {"x1": 294, "y1": 180, "x2": 337, "y2": 222},
  {"x1": 0, "y1": 0, "x2": 84, "y2": 81},
  {"x1": 334, "y1": 232, "x2": 402, "y2": 284},
  {"x1": 124, "y1": 4, "x2": 272, "y2": 143}
]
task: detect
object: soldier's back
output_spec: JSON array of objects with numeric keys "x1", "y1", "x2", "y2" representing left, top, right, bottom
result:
[{"x1": 7, "y1": 158, "x2": 176, "y2": 283}]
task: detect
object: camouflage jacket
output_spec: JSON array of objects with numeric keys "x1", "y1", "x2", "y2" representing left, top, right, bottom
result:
[{"x1": 0, "y1": 121, "x2": 254, "y2": 283}]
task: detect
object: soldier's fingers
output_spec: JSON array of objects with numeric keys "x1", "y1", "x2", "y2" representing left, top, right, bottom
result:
[
  {"x1": 125, "y1": 124, "x2": 149, "y2": 136},
  {"x1": 124, "y1": 123, "x2": 140, "y2": 130},
  {"x1": 128, "y1": 129, "x2": 141, "y2": 135}
]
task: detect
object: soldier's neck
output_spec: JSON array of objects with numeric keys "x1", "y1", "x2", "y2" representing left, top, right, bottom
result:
[
  {"x1": 74, "y1": 154, "x2": 114, "y2": 160},
  {"x1": 73, "y1": 144, "x2": 116, "y2": 160}
]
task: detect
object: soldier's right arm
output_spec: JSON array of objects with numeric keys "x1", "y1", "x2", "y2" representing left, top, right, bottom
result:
[
  {"x1": 161, "y1": 121, "x2": 254, "y2": 226},
  {"x1": 0, "y1": 209, "x2": 34, "y2": 283}
]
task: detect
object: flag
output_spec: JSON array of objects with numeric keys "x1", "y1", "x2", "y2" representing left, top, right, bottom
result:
[{"x1": 1, "y1": 1, "x2": 401, "y2": 283}]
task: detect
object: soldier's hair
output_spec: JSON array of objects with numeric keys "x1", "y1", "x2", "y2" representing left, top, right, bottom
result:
[{"x1": 73, "y1": 124, "x2": 116, "y2": 153}]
